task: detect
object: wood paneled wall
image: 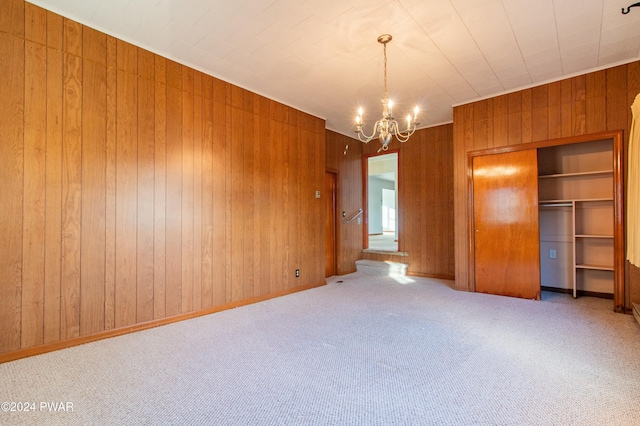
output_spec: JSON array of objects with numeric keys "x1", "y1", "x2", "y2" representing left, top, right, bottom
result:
[
  {"x1": 325, "y1": 125, "x2": 455, "y2": 279},
  {"x1": 325, "y1": 130, "x2": 364, "y2": 275},
  {"x1": 363, "y1": 125, "x2": 455, "y2": 279},
  {"x1": 453, "y1": 62, "x2": 640, "y2": 307},
  {"x1": 0, "y1": 1, "x2": 326, "y2": 357}
]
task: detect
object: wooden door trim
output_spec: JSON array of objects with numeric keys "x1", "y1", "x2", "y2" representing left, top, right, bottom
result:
[
  {"x1": 325, "y1": 169, "x2": 338, "y2": 277},
  {"x1": 466, "y1": 130, "x2": 625, "y2": 311},
  {"x1": 362, "y1": 149, "x2": 400, "y2": 250}
]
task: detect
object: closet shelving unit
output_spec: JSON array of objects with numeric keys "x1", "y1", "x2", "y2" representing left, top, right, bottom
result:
[{"x1": 538, "y1": 140, "x2": 615, "y2": 298}]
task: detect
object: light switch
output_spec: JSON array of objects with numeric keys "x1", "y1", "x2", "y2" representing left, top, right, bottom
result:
[{"x1": 315, "y1": 190, "x2": 321, "y2": 198}]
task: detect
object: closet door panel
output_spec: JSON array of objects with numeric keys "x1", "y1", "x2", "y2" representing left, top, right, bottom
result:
[{"x1": 473, "y1": 149, "x2": 540, "y2": 299}]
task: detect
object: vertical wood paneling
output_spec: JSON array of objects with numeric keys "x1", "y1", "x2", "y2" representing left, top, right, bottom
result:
[
  {"x1": 153, "y1": 55, "x2": 167, "y2": 319},
  {"x1": 115, "y1": 41, "x2": 137, "y2": 327},
  {"x1": 360, "y1": 124, "x2": 455, "y2": 279},
  {"x1": 408, "y1": 137, "x2": 423, "y2": 266},
  {"x1": 193, "y1": 73, "x2": 203, "y2": 310},
  {"x1": 251, "y1": 94, "x2": 262, "y2": 297},
  {"x1": 606, "y1": 66, "x2": 628, "y2": 132},
  {"x1": 61, "y1": 30, "x2": 83, "y2": 339},
  {"x1": 572, "y1": 75, "x2": 586, "y2": 135},
  {"x1": 165, "y1": 68, "x2": 182, "y2": 317},
  {"x1": 280, "y1": 114, "x2": 291, "y2": 289},
  {"x1": 453, "y1": 61, "x2": 640, "y2": 305},
  {"x1": 560, "y1": 79, "x2": 573, "y2": 137},
  {"x1": 104, "y1": 35, "x2": 117, "y2": 330},
  {"x1": 0, "y1": 0, "x2": 24, "y2": 37},
  {"x1": 586, "y1": 71, "x2": 606, "y2": 133},
  {"x1": 269, "y1": 102, "x2": 279, "y2": 290},
  {"x1": 427, "y1": 129, "x2": 439, "y2": 271},
  {"x1": 532, "y1": 85, "x2": 549, "y2": 142},
  {"x1": 25, "y1": 3, "x2": 46, "y2": 44},
  {"x1": 312, "y1": 121, "x2": 324, "y2": 280},
  {"x1": 43, "y1": 12, "x2": 63, "y2": 343},
  {"x1": 0, "y1": 32, "x2": 24, "y2": 353},
  {"x1": 22, "y1": 39, "x2": 46, "y2": 347},
  {"x1": 231, "y1": 103, "x2": 244, "y2": 301},
  {"x1": 201, "y1": 75, "x2": 214, "y2": 308},
  {"x1": 224, "y1": 89, "x2": 233, "y2": 301},
  {"x1": 288, "y1": 114, "x2": 300, "y2": 289},
  {"x1": 211, "y1": 79, "x2": 226, "y2": 307},
  {"x1": 80, "y1": 28, "x2": 107, "y2": 336},
  {"x1": 277, "y1": 117, "x2": 288, "y2": 291},
  {"x1": 521, "y1": 89, "x2": 532, "y2": 144},
  {"x1": 508, "y1": 92, "x2": 522, "y2": 145},
  {"x1": 136, "y1": 50, "x2": 155, "y2": 323},
  {"x1": 325, "y1": 131, "x2": 362, "y2": 275},
  {"x1": 548, "y1": 82, "x2": 562, "y2": 140},
  {"x1": 259, "y1": 98, "x2": 272, "y2": 295},
  {"x1": 1, "y1": 9, "x2": 329, "y2": 359},
  {"x1": 298, "y1": 115, "x2": 309, "y2": 284},
  {"x1": 181, "y1": 67, "x2": 194, "y2": 312},
  {"x1": 444, "y1": 125, "x2": 455, "y2": 275},
  {"x1": 242, "y1": 97, "x2": 255, "y2": 297}
]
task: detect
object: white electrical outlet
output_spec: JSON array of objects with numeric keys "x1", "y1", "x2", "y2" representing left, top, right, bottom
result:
[{"x1": 549, "y1": 249, "x2": 557, "y2": 259}]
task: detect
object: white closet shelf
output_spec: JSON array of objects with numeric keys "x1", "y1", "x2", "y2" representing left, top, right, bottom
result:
[
  {"x1": 576, "y1": 264, "x2": 614, "y2": 271},
  {"x1": 539, "y1": 198, "x2": 613, "y2": 204},
  {"x1": 538, "y1": 170, "x2": 613, "y2": 179}
]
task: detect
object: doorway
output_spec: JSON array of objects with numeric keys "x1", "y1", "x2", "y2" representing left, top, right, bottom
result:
[{"x1": 364, "y1": 152, "x2": 398, "y2": 252}]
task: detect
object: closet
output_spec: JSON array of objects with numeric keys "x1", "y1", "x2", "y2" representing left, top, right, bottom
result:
[
  {"x1": 469, "y1": 131, "x2": 624, "y2": 311},
  {"x1": 538, "y1": 139, "x2": 615, "y2": 298}
]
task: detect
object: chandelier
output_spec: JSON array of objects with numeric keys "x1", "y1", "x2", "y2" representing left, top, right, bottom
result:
[{"x1": 354, "y1": 34, "x2": 420, "y2": 152}]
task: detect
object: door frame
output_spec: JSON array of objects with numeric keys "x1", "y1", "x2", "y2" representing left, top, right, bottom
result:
[
  {"x1": 325, "y1": 168, "x2": 339, "y2": 277},
  {"x1": 467, "y1": 130, "x2": 624, "y2": 311},
  {"x1": 362, "y1": 149, "x2": 400, "y2": 250}
]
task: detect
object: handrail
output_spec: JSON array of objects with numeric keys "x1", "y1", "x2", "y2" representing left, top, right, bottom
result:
[{"x1": 343, "y1": 208, "x2": 363, "y2": 225}]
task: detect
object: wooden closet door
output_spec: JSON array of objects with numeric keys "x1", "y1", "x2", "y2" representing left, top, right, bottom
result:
[{"x1": 473, "y1": 149, "x2": 540, "y2": 299}]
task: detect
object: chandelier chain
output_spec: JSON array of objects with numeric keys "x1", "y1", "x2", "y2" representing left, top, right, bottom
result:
[{"x1": 383, "y1": 42, "x2": 388, "y2": 101}]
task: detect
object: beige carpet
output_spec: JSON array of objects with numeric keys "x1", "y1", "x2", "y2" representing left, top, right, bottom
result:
[
  {"x1": 367, "y1": 232, "x2": 398, "y2": 252},
  {"x1": 1, "y1": 272, "x2": 640, "y2": 425}
]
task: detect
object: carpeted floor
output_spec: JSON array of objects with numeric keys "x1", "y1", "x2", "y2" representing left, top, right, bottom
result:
[
  {"x1": 368, "y1": 232, "x2": 398, "y2": 252},
  {"x1": 1, "y1": 272, "x2": 640, "y2": 425}
]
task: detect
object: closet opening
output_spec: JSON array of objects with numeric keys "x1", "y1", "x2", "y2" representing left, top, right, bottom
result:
[{"x1": 538, "y1": 138, "x2": 616, "y2": 300}]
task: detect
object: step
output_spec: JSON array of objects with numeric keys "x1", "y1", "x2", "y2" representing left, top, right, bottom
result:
[{"x1": 355, "y1": 259, "x2": 408, "y2": 277}]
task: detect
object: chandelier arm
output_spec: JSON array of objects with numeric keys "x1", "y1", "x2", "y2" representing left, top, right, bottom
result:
[
  {"x1": 357, "y1": 120, "x2": 382, "y2": 143},
  {"x1": 394, "y1": 126, "x2": 416, "y2": 143},
  {"x1": 357, "y1": 132, "x2": 373, "y2": 143}
]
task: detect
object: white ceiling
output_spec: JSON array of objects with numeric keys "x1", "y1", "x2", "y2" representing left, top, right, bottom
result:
[{"x1": 29, "y1": 0, "x2": 640, "y2": 137}]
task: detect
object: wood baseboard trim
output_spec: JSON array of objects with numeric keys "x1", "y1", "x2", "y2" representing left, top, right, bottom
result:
[
  {"x1": 408, "y1": 272, "x2": 455, "y2": 281},
  {"x1": 0, "y1": 281, "x2": 326, "y2": 365},
  {"x1": 540, "y1": 286, "x2": 614, "y2": 300}
]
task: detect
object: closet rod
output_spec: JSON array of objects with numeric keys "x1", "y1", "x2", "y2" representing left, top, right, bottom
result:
[{"x1": 539, "y1": 203, "x2": 573, "y2": 207}]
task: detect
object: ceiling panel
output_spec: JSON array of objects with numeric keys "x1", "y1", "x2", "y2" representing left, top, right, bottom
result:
[{"x1": 27, "y1": 0, "x2": 640, "y2": 136}]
